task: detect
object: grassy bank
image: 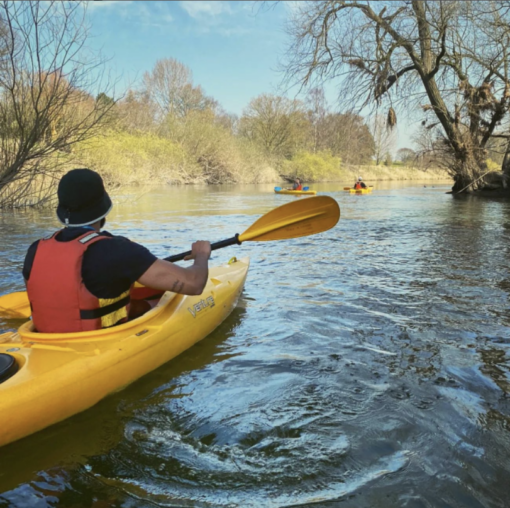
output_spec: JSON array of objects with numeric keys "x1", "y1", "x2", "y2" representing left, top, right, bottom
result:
[
  {"x1": 72, "y1": 135, "x2": 449, "y2": 187},
  {"x1": 0, "y1": 130, "x2": 450, "y2": 208},
  {"x1": 342, "y1": 164, "x2": 450, "y2": 182},
  {"x1": 72, "y1": 131, "x2": 281, "y2": 187}
]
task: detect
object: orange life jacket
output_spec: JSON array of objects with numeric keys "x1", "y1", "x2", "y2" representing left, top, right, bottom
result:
[
  {"x1": 355, "y1": 182, "x2": 362, "y2": 189},
  {"x1": 26, "y1": 231, "x2": 131, "y2": 333},
  {"x1": 296, "y1": 184, "x2": 303, "y2": 190}
]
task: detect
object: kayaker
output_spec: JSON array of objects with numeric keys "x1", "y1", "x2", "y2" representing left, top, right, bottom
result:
[
  {"x1": 290, "y1": 178, "x2": 303, "y2": 191},
  {"x1": 22, "y1": 168, "x2": 211, "y2": 333},
  {"x1": 354, "y1": 177, "x2": 367, "y2": 190}
]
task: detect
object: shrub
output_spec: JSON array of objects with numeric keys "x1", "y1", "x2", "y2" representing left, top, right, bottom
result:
[
  {"x1": 281, "y1": 151, "x2": 343, "y2": 182},
  {"x1": 486, "y1": 159, "x2": 501, "y2": 172},
  {"x1": 71, "y1": 130, "x2": 202, "y2": 186}
]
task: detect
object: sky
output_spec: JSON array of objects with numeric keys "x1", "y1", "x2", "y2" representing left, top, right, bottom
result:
[{"x1": 84, "y1": 0, "x2": 415, "y2": 151}]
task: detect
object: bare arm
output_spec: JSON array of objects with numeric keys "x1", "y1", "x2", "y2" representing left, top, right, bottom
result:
[{"x1": 138, "y1": 241, "x2": 211, "y2": 296}]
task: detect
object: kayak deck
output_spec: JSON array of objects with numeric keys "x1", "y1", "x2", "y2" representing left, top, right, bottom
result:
[
  {"x1": 345, "y1": 188, "x2": 373, "y2": 194},
  {"x1": 0, "y1": 257, "x2": 249, "y2": 447},
  {"x1": 275, "y1": 189, "x2": 317, "y2": 195}
]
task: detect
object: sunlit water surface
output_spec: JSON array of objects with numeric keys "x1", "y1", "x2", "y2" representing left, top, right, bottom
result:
[{"x1": 0, "y1": 181, "x2": 509, "y2": 508}]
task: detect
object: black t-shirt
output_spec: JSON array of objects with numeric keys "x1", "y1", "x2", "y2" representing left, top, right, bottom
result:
[{"x1": 23, "y1": 228, "x2": 158, "y2": 299}]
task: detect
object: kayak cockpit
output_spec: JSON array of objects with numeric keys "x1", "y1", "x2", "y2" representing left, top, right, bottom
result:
[
  {"x1": 0, "y1": 353, "x2": 18, "y2": 383},
  {"x1": 17, "y1": 290, "x2": 180, "y2": 344}
]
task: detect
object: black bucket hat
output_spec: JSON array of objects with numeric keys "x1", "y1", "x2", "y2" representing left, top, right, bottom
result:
[{"x1": 56, "y1": 169, "x2": 112, "y2": 227}]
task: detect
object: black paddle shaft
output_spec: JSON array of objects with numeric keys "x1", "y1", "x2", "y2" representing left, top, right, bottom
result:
[{"x1": 164, "y1": 234, "x2": 241, "y2": 263}]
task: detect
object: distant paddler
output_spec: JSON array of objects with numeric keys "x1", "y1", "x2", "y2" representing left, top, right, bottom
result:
[
  {"x1": 354, "y1": 176, "x2": 368, "y2": 190},
  {"x1": 287, "y1": 177, "x2": 303, "y2": 191}
]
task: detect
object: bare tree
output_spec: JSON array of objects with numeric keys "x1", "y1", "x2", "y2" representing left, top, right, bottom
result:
[
  {"x1": 306, "y1": 86, "x2": 327, "y2": 152},
  {"x1": 142, "y1": 58, "x2": 217, "y2": 120},
  {"x1": 0, "y1": 1, "x2": 116, "y2": 207},
  {"x1": 239, "y1": 93, "x2": 309, "y2": 159},
  {"x1": 284, "y1": 1, "x2": 510, "y2": 193},
  {"x1": 117, "y1": 89, "x2": 157, "y2": 133},
  {"x1": 397, "y1": 147, "x2": 417, "y2": 165},
  {"x1": 317, "y1": 111, "x2": 375, "y2": 164},
  {"x1": 369, "y1": 114, "x2": 397, "y2": 165}
]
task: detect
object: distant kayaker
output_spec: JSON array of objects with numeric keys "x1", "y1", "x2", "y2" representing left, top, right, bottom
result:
[
  {"x1": 22, "y1": 168, "x2": 211, "y2": 333},
  {"x1": 290, "y1": 178, "x2": 303, "y2": 191},
  {"x1": 354, "y1": 177, "x2": 367, "y2": 190}
]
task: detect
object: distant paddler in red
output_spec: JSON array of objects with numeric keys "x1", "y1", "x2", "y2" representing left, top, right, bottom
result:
[
  {"x1": 354, "y1": 176, "x2": 368, "y2": 190},
  {"x1": 287, "y1": 178, "x2": 303, "y2": 191}
]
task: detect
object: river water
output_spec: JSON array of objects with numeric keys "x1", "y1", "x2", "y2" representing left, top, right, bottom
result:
[{"x1": 0, "y1": 181, "x2": 509, "y2": 508}]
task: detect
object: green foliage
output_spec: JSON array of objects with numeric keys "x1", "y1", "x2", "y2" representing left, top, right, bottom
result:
[
  {"x1": 164, "y1": 110, "x2": 277, "y2": 184},
  {"x1": 96, "y1": 93, "x2": 115, "y2": 106},
  {"x1": 72, "y1": 131, "x2": 202, "y2": 185},
  {"x1": 282, "y1": 151, "x2": 343, "y2": 182},
  {"x1": 71, "y1": 122, "x2": 280, "y2": 186},
  {"x1": 239, "y1": 94, "x2": 308, "y2": 159},
  {"x1": 486, "y1": 158, "x2": 501, "y2": 172}
]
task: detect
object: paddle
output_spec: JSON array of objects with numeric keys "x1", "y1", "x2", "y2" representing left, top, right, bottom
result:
[
  {"x1": 0, "y1": 196, "x2": 340, "y2": 319},
  {"x1": 165, "y1": 195, "x2": 339, "y2": 262},
  {"x1": 0, "y1": 292, "x2": 31, "y2": 320}
]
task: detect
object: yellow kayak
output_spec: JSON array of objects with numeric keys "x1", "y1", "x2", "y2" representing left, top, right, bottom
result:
[
  {"x1": 345, "y1": 188, "x2": 373, "y2": 194},
  {"x1": 0, "y1": 257, "x2": 249, "y2": 447},
  {"x1": 274, "y1": 189, "x2": 317, "y2": 195}
]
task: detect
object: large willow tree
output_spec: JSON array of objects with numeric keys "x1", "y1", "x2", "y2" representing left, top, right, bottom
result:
[{"x1": 285, "y1": 1, "x2": 510, "y2": 193}]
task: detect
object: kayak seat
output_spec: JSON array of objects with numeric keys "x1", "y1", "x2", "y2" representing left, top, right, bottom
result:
[
  {"x1": 129, "y1": 286, "x2": 166, "y2": 320},
  {"x1": 0, "y1": 353, "x2": 18, "y2": 383},
  {"x1": 130, "y1": 286, "x2": 165, "y2": 301}
]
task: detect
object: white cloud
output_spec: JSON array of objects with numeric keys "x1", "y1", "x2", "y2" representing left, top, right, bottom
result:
[{"x1": 179, "y1": 1, "x2": 232, "y2": 19}]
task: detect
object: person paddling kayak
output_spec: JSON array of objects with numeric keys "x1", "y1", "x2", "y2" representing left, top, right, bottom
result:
[
  {"x1": 286, "y1": 178, "x2": 303, "y2": 191},
  {"x1": 354, "y1": 176, "x2": 367, "y2": 190},
  {"x1": 22, "y1": 168, "x2": 211, "y2": 333}
]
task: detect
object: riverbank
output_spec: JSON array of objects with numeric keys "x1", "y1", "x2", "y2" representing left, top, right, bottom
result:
[
  {"x1": 341, "y1": 164, "x2": 450, "y2": 182},
  {"x1": 73, "y1": 132, "x2": 450, "y2": 187},
  {"x1": 0, "y1": 142, "x2": 451, "y2": 208}
]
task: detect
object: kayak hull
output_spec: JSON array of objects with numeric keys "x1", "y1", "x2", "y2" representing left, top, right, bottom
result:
[
  {"x1": 0, "y1": 257, "x2": 249, "y2": 447},
  {"x1": 345, "y1": 188, "x2": 372, "y2": 194},
  {"x1": 275, "y1": 190, "x2": 317, "y2": 195}
]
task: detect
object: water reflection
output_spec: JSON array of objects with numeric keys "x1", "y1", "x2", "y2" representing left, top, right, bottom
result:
[
  {"x1": 0, "y1": 306, "x2": 245, "y2": 500},
  {"x1": 1, "y1": 181, "x2": 510, "y2": 507}
]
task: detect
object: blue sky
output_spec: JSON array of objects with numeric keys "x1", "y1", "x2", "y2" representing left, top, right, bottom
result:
[
  {"x1": 85, "y1": 1, "x2": 414, "y2": 150},
  {"x1": 86, "y1": 1, "x2": 290, "y2": 113}
]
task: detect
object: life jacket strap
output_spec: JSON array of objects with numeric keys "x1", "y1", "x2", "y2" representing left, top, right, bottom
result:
[
  {"x1": 80, "y1": 294, "x2": 130, "y2": 320},
  {"x1": 79, "y1": 232, "x2": 100, "y2": 244}
]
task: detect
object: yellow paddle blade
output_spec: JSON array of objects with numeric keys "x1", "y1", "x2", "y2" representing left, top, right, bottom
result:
[
  {"x1": 239, "y1": 195, "x2": 340, "y2": 242},
  {"x1": 0, "y1": 291, "x2": 31, "y2": 319}
]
